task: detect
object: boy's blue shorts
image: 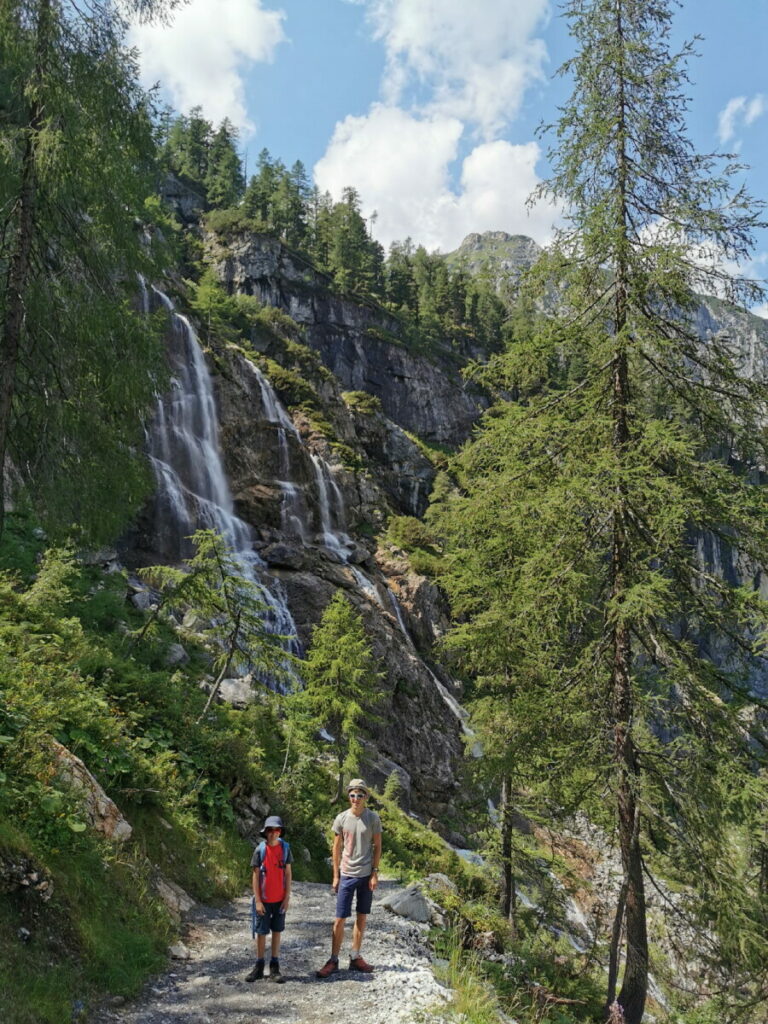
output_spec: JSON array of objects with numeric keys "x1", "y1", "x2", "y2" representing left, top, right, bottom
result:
[
  {"x1": 251, "y1": 898, "x2": 286, "y2": 937},
  {"x1": 335, "y1": 875, "x2": 373, "y2": 918}
]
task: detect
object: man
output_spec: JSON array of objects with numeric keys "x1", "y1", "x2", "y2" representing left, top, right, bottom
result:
[{"x1": 316, "y1": 779, "x2": 382, "y2": 978}]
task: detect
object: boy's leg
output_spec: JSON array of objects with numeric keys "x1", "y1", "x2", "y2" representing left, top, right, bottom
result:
[
  {"x1": 256, "y1": 934, "x2": 266, "y2": 960},
  {"x1": 271, "y1": 929, "x2": 282, "y2": 959}
]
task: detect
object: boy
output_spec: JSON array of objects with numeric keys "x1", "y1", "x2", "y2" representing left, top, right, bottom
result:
[{"x1": 246, "y1": 815, "x2": 292, "y2": 984}]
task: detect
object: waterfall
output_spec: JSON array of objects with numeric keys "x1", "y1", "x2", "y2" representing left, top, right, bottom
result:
[
  {"x1": 350, "y1": 566, "x2": 384, "y2": 607},
  {"x1": 145, "y1": 287, "x2": 300, "y2": 686},
  {"x1": 310, "y1": 453, "x2": 354, "y2": 559},
  {"x1": 382, "y1": 574, "x2": 479, "y2": 752},
  {"x1": 245, "y1": 359, "x2": 354, "y2": 559},
  {"x1": 388, "y1": 589, "x2": 411, "y2": 637}
]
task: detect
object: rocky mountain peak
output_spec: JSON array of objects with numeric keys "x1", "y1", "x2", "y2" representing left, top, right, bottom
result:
[{"x1": 445, "y1": 231, "x2": 541, "y2": 292}]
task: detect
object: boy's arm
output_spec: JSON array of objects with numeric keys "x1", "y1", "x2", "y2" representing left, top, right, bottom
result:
[
  {"x1": 252, "y1": 867, "x2": 265, "y2": 912},
  {"x1": 281, "y1": 864, "x2": 292, "y2": 910}
]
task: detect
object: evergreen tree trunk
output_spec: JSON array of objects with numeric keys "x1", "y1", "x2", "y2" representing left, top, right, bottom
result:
[
  {"x1": 0, "y1": 0, "x2": 49, "y2": 538},
  {"x1": 605, "y1": 880, "x2": 628, "y2": 1009},
  {"x1": 500, "y1": 773, "x2": 517, "y2": 934},
  {"x1": 610, "y1": 349, "x2": 648, "y2": 1022},
  {"x1": 611, "y1": 9, "x2": 647, "y2": 1017}
]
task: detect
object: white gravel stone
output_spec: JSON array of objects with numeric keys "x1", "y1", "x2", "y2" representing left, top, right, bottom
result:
[{"x1": 89, "y1": 880, "x2": 453, "y2": 1024}]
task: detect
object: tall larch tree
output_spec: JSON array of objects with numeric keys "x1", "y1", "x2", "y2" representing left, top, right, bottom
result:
[
  {"x1": 430, "y1": 1, "x2": 768, "y2": 1020},
  {"x1": 0, "y1": 0, "x2": 178, "y2": 542}
]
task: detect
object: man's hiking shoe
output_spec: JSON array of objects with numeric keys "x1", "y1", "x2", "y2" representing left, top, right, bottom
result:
[
  {"x1": 268, "y1": 963, "x2": 285, "y2": 984},
  {"x1": 315, "y1": 958, "x2": 339, "y2": 978},
  {"x1": 245, "y1": 961, "x2": 264, "y2": 982},
  {"x1": 349, "y1": 955, "x2": 374, "y2": 973}
]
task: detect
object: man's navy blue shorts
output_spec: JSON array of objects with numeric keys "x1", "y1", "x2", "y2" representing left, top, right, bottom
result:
[
  {"x1": 252, "y1": 899, "x2": 286, "y2": 936},
  {"x1": 336, "y1": 875, "x2": 373, "y2": 918}
]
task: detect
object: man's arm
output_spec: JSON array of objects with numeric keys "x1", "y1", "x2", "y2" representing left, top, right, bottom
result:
[
  {"x1": 281, "y1": 863, "x2": 292, "y2": 911},
  {"x1": 369, "y1": 832, "x2": 382, "y2": 891},
  {"x1": 332, "y1": 832, "x2": 342, "y2": 892}
]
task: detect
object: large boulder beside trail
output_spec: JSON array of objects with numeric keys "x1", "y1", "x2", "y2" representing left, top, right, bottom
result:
[
  {"x1": 379, "y1": 874, "x2": 457, "y2": 926},
  {"x1": 51, "y1": 739, "x2": 132, "y2": 842}
]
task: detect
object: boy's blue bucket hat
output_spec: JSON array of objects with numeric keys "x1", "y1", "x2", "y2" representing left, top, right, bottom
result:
[{"x1": 260, "y1": 815, "x2": 285, "y2": 836}]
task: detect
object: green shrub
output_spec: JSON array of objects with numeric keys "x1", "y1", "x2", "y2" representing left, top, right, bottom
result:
[
  {"x1": 204, "y1": 207, "x2": 265, "y2": 237},
  {"x1": 342, "y1": 390, "x2": 382, "y2": 416},
  {"x1": 387, "y1": 515, "x2": 436, "y2": 552}
]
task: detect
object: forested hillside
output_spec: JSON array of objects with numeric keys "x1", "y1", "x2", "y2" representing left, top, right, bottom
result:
[{"x1": 2, "y1": 2, "x2": 768, "y2": 1024}]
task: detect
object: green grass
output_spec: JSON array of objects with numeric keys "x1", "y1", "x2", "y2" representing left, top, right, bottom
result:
[
  {"x1": 0, "y1": 821, "x2": 170, "y2": 1024},
  {"x1": 430, "y1": 934, "x2": 506, "y2": 1024}
]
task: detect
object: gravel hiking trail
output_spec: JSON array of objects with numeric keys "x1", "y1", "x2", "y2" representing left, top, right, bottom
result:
[{"x1": 88, "y1": 879, "x2": 451, "y2": 1024}]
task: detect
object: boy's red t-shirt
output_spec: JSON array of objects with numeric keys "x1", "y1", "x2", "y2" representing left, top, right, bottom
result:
[{"x1": 261, "y1": 841, "x2": 287, "y2": 902}]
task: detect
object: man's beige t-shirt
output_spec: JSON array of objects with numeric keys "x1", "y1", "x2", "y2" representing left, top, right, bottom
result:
[{"x1": 332, "y1": 808, "x2": 382, "y2": 877}]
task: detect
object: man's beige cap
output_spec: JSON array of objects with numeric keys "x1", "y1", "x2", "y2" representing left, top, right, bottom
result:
[{"x1": 347, "y1": 778, "x2": 369, "y2": 794}]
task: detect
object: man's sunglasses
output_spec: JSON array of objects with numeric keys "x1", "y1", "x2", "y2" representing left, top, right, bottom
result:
[{"x1": 349, "y1": 792, "x2": 367, "y2": 799}]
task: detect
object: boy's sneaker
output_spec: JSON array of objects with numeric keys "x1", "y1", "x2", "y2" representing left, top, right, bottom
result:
[
  {"x1": 245, "y1": 961, "x2": 264, "y2": 982},
  {"x1": 315, "y1": 957, "x2": 339, "y2": 978},
  {"x1": 268, "y1": 962, "x2": 285, "y2": 984},
  {"x1": 349, "y1": 955, "x2": 374, "y2": 973}
]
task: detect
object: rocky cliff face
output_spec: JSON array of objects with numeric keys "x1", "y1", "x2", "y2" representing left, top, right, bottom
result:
[
  {"x1": 211, "y1": 332, "x2": 463, "y2": 808},
  {"x1": 205, "y1": 232, "x2": 486, "y2": 446},
  {"x1": 128, "y1": 273, "x2": 464, "y2": 814}
]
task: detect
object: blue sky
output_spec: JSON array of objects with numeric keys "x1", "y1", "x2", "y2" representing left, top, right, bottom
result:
[{"x1": 130, "y1": 0, "x2": 768, "y2": 299}]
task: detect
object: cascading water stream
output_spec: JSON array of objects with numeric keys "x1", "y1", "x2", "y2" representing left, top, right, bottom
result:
[
  {"x1": 245, "y1": 359, "x2": 355, "y2": 559},
  {"x1": 144, "y1": 286, "x2": 301, "y2": 687},
  {"x1": 385, "y1": 578, "x2": 480, "y2": 753}
]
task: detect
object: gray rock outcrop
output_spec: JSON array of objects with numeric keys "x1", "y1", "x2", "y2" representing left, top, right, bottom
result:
[
  {"x1": 206, "y1": 231, "x2": 487, "y2": 445},
  {"x1": 50, "y1": 740, "x2": 132, "y2": 842}
]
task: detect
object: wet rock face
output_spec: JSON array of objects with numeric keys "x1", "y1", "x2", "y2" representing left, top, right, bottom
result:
[
  {"x1": 206, "y1": 231, "x2": 486, "y2": 446},
  {"x1": 279, "y1": 564, "x2": 463, "y2": 806}
]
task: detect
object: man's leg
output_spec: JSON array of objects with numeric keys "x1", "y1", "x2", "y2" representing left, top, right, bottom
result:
[
  {"x1": 351, "y1": 912, "x2": 368, "y2": 954},
  {"x1": 317, "y1": 878, "x2": 354, "y2": 978},
  {"x1": 331, "y1": 916, "x2": 346, "y2": 956},
  {"x1": 348, "y1": 878, "x2": 374, "y2": 972}
]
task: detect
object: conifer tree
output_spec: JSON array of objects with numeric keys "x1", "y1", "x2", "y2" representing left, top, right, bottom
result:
[
  {"x1": 288, "y1": 591, "x2": 381, "y2": 802},
  {"x1": 204, "y1": 118, "x2": 245, "y2": 208},
  {"x1": 430, "y1": 1, "x2": 768, "y2": 1019},
  {"x1": 138, "y1": 529, "x2": 295, "y2": 716},
  {"x1": 0, "y1": 0, "x2": 174, "y2": 542}
]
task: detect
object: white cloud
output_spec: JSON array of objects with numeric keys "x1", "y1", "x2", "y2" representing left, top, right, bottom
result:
[
  {"x1": 752, "y1": 302, "x2": 768, "y2": 319},
  {"x1": 128, "y1": 0, "x2": 287, "y2": 131},
  {"x1": 358, "y1": 0, "x2": 550, "y2": 138},
  {"x1": 314, "y1": 2, "x2": 556, "y2": 250},
  {"x1": 717, "y1": 93, "x2": 765, "y2": 146},
  {"x1": 314, "y1": 106, "x2": 558, "y2": 251}
]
